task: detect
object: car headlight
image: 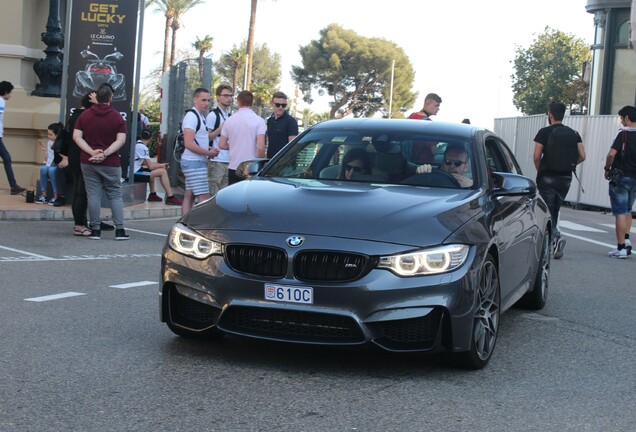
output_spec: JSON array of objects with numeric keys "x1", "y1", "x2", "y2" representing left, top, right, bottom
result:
[
  {"x1": 168, "y1": 223, "x2": 222, "y2": 259},
  {"x1": 377, "y1": 244, "x2": 470, "y2": 276}
]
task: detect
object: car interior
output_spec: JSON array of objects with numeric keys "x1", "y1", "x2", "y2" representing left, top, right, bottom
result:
[{"x1": 263, "y1": 130, "x2": 476, "y2": 188}]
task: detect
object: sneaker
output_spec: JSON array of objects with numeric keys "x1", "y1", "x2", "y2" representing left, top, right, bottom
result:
[
  {"x1": 100, "y1": 222, "x2": 115, "y2": 231},
  {"x1": 88, "y1": 229, "x2": 101, "y2": 240},
  {"x1": 608, "y1": 248, "x2": 628, "y2": 259},
  {"x1": 53, "y1": 196, "x2": 65, "y2": 207},
  {"x1": 48, "y1": 197, "x2": 58, "y2": 206},
  {"x1": 147, "y1": 192, "x2": 163, "y2": 202},
  {"x1": 115, "y1": 228, "x2": 130, "y2": 241},
  {"x1": 625, "y1": 239, "x2": 632, "y2": 256},
  {"x1": 10, "y1": 185, "x2": 26, "y2": 195},
  {"x1": 165, "y1": 195, "x2": 183, "y2": 206},
  {"x1": 553, "y1": 237, "x2": 566, "y2": 260},
  {"x1": 35, "y1": 195, "x2": 47, "y2": 204}
]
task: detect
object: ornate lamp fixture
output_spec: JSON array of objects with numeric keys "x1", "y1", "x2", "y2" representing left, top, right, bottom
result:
[{"x1": 32, "y1": 0, "x2": 64, "y2": 97}]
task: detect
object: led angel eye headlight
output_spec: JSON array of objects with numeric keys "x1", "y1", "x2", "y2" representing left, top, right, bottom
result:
[
  {"x1": 378, "y1": 244, "x2": 469, "y2": 276},
  {"x1": 168, "y1": 224, "x2": 222, "y2": 259}
]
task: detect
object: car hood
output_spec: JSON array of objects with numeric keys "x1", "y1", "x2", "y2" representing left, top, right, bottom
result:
[{"x1": 182, "y1": 178, "x2": 483, "y2": 247}]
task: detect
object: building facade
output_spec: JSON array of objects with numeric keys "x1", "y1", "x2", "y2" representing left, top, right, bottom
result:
[{"x1": 586, "y1": 0, "x2": 636, "y2": 115}]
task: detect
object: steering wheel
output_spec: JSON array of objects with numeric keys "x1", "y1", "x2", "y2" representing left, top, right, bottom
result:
[{"x1": 401, "y1": 170, "x2": 461, "y2": 188}]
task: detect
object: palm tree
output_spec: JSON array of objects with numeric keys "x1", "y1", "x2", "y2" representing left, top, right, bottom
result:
[
  {"x1": 229, "y1": 48, "x2": 246, "y2": 93},
  {"x1": 193, "y1": 35, "x2": 214, "y2": 80},
  {"x1": 250, "y1": 82, "x2": 273, "y2": 116},
  {"x1": 245, "y1": 0, "x2": 258, "y2": 90},
  {"x1": 146, "y1": 0, "x2": 204, "y2": 72}
]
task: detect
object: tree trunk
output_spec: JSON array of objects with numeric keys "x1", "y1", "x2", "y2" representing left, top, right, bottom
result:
[
  {"x1": 162, "y1": 16, "x2": 172, "y2": 72},
  {"x1": 170, "y1": 26, "x2": 178, "y2": 68},
  {"x1": 245, "y1": 0, "x2": 257, "y2": 90}
]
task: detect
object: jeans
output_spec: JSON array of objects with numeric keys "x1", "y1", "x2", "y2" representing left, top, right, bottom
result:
[
  {"x1": 537, "y1": 174, "x2": 572, "y2": 237},
  {"x1": 39, "y1": 165, "x2": 60, "y2": 195},
  {"x1": 71, "y1": 170, "x2": 88, "y2": 226},
  {"x1": 0, "y1": 137, "x2": 18, "y2": 187},
  {"x1": 609, "y1": 175, "x2": 636, "y2": 215}
]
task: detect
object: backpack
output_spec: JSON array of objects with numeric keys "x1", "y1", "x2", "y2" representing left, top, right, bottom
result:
[
  {"x1": 543, "y1": 125, "x2": 579, "y2": 173},
  {"x1": 207, "y1": 107, "x2": 223, "y2": 147},
  {"x1": 173, "y1": 109, "x2": 202, "y2": 162}
]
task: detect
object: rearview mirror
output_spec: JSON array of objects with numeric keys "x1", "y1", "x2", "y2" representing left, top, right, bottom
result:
[{"x1": 492, "y1": 172, "x2": 536, "y2": 196}]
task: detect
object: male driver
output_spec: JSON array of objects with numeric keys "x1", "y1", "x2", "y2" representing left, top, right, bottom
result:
[
  {"x1": 604, "y1": 105, "x2": 636, "y2": 259},
  {"x1": 266, "y1": 91, "x2": 298, "y2": 159},
  {"x1": 180, "y1": 87, "x2": 219, "y2": 214},
  {"x1": 533, "y1": 101, "x2": 586, "y2": 259},
  {"x1": 440, "y1": 145, "x2": 473, "y2": 188},
  {"x1": 73, "y1": 84, "x2": 129, "y2": 240},
  {"x1": 218, "y1": 90, "x2": 266, "y2": 185},
  {"x1": 0, "y1": 81, "x2": 26, "y2": 195},
  {"x1": 408, "y1": 92, "x2": 442, "y2": 164},
  {"x1": 206, "y1": 84, "x2": 233, "y2": 196}
]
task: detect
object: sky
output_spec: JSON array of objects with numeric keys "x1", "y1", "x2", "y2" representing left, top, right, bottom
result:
[{"x1": 140, "y1": 0, "x2": 595, "y2": 129}]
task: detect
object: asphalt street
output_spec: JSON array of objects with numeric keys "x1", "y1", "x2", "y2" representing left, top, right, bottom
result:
[{"x1": 0, "y1": 207, "x2": 635, "y2": 432}]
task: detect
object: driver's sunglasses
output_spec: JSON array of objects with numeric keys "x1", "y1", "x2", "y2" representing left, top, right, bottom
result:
[
  {"x1": 345, "y1": 164, "x2": 363, "y2": 173},
  {"x1": 444, "y1": 159, "x2": 466, "y2": 167},
  {"x1": 274, "y1": 103, "x2": 287, "y2": 108}
]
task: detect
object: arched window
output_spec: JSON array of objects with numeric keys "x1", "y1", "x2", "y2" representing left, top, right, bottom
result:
[{"x1": 616, "y1": 20, "x2": 630, "y2": 45}]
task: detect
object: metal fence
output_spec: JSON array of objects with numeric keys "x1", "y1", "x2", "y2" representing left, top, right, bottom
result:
[{"x1": 494, "y1": 114, "x2": 623, "y2": 210}]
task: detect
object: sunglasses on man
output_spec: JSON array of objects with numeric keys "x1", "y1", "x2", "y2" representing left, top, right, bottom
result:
[
  {"x1": 444, "y1": 159, "x2": 466, "y2": 167},
  {"x1": 273, "y1": 103, "x2": 287, "y2": 108}
]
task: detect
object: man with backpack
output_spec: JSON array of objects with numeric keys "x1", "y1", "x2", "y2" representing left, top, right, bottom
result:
[
  {"x1": 206, "y1": 84, "x2": 233, "y2": 196},
  {"x1": 533, "y1": 101, "x2": 586, "y2": 259},
  {"x1": 180, "y1": 87, "x2": 218, "y2": 214},
  {"x1": 604, "y1": 105, "x2": 636, "y2": 259}
]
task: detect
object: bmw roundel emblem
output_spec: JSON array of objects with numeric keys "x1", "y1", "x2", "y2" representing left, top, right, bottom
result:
[{"x1": 286, "y1": 235, "x2": 304, "y2": 247}]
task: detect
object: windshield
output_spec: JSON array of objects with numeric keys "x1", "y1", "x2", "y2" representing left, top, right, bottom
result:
[{"x1": 261, "y1": 126, "x2": 476, "y2": 189}]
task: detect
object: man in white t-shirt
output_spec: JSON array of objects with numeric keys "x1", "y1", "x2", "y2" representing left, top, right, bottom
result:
[
  {"x1": 0, "y1": 81, "x2": 26, "y2": 195},
  {"x1": 180, "y1": 87, "x2": 219, "y2": 214},
  {"x1": 206, "y1": 84, "x2": 233, "y2": 196},
  {"x1": 134, "y1": 129, "x2": 182, "y2": 206},
  {"x1": 218, "y1": 90, "x2": 266, "y2": 184}
]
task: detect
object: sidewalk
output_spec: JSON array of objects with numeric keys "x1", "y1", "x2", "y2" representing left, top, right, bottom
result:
[{"x1": 0, "y1": 188, "x2": 181, "y2": 221}]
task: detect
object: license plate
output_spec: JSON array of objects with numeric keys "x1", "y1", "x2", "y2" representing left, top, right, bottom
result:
[{"x1": 264, "y1": 284, "x2": 313, "y2": 304}]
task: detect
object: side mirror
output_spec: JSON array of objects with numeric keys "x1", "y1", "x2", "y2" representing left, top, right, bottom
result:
[
  {"x1": 492, "y1": 172, "x2": 536, "y2": 196},
  {"x1": 235, "y1": 158, "x2": 269, "y2": 179}
]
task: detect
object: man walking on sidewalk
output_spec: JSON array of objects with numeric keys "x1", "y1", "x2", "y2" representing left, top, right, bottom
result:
[{"x1": 0, "y1": 81, "x2": 26, "y2": 195}]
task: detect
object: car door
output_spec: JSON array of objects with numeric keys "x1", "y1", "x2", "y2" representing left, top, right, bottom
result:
[{"x1": 485, "y1": 136, "x2": 538, "y2": 302}]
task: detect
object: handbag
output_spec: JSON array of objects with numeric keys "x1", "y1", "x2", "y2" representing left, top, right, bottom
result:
[{"x1": 26, "y1": 190, "x2": 35, "y2": 203}]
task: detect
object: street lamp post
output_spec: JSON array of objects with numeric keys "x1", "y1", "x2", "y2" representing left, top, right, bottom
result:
[{"x1": 32, "y1": 0, "x2": 64, "y2": 97}]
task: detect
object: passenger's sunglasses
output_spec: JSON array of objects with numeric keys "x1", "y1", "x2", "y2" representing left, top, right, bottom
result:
[
  {"x1": 345, "y1": 164, "x2": 363, "y2": 173},
  {"x1": 444, "y1": 159, "x2": 466, "y2": 167},
  {"x1": 274, "y1": 103, "x2": 287, "y2": 108},
  {"x1": 220, "y1": 94, "x2": 233, "y2": 98}
]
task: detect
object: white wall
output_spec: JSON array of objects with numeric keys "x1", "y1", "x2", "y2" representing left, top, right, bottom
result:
[{"x1": 494, "y1": 114, "x2": 622, "y2": 210}]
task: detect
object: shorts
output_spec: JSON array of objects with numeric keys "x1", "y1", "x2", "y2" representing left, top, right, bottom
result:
[
  {"x1": 180, "y1": 159, "x2": 210, "y2": 196},
  {"x1": 609, "y1": 175, "x2": 636, "y2": 215}
]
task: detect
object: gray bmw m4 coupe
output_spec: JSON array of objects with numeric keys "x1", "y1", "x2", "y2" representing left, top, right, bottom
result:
[{"x1": 160, "y1": 118, "x2": 551, "y2": 369}]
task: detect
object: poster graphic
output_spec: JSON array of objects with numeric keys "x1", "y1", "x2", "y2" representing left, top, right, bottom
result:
[{"x1": 65, "y1": 1, "x2": 139, "y2": 119}]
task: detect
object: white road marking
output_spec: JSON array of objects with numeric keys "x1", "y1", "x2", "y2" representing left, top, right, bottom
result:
[
  {"x1": 0, "y1": 253, "x2": 160, "y2": 263},
  {"x1": 125, "y1": 228, "x2": 168, "y2": 237},
  {"x1": 109, "y1": 281, "x2": 157, "y2": 289},
  {"x1": 558, "y1": 220, "x2": 606, "y2": 233},
  {"x1": 0, "y1": 245, "x2": 53, "y2": 260},
  {"x1": 561, "y1": 231, "x2": 615, "y2": 248},
  {"x1": 598, "y1": 223, "x2": 636, "y2": 234},
  {"x1": 25, "y1": 292, "x2": 86, "y2": 302}
]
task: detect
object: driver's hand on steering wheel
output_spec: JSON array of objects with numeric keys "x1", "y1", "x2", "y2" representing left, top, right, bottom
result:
[{"x1": 416, "y1": 164, "x2": 432, "y2": 174}]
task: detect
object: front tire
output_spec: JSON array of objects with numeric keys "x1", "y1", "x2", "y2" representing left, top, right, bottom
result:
[
  {"x1": 454, "y1": 254, "x2": 500, "y2": 369},
  {"x1": 519, "y1": 228, "x2": 550, "y2": 310}
]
